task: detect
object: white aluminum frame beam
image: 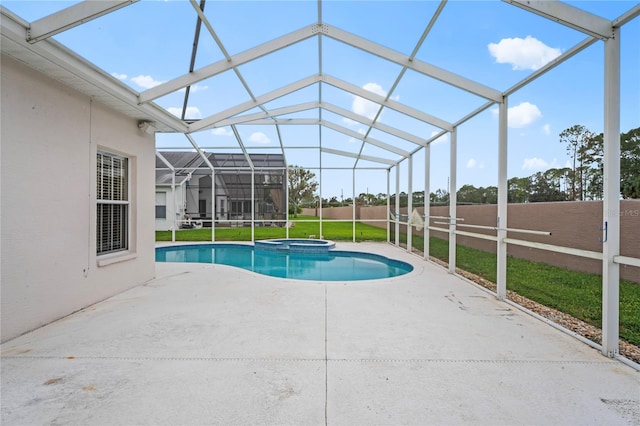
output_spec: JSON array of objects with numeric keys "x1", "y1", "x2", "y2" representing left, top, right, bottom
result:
[
  {"x1": 496, "y1": 99, "x2": 508, "y2": 300},
  {"x1": 220, "y1": 101, "x2": 429, "y2": 148},
  {"x1": 139, "y1": 25, "x2": 319, "y2": 103},
  {"x1": 407, "y1": 155, "x2": 413, "y2": 253},
  {"x1": 215, "y1": 102, "x2": 320, "y2": 127},
  {"x1": 188, "y1": 0, "x2": 230, "y2": 59},
  {"x1": 246, "y1": 117, "x2": 409, "y2": 157},
  {"x1": 503, "y1": 36, "x2": 598, "y2": 97},
  {"x1": 27, "y1": 0, "x2": 137, "y2": 43},
  {"x1": 321, "y1": 24, "x2": 502, "y2": 103},
  {"x1": 395, "y1": 165, "x2": 400, "y2": 246},
  {"x1": 448, "y1": 127, "x2": 457, "y2": 274},
  {"x1": 187, "y1": 0, "x2": 271, "y2": 121},
  {"x1": 357, "y1": 1, "x2": 445, "y2": 164},
  {"x1": 274, "y1": 123, "x2": 288, "y2": 165},
  {"x1": 320, "y1": 120, "x2": 410, "y2": 158},
  {"x1": 230, "y1": 125, "x2": 255, "y2": 170},
  {"x1": 322, "y1": 75, "x2": 454, "y2": 131},
  {"x1": 503, "y1": 0, "x2": 612, "y2": 39},
  {"x1": 423, "y1": 142, "x2": 430, "y2": 260},
  {"x1": 189, "y1": 75, "x2": 320, "y2": 132},
  {"x1": 321, "y1": 148, "x2": 397, "y2": 166},
  {"x1": 244, "y1": 119, "x2": 319, "y2": 126},
  {"x1": 612, "y1": 4, "x2": 640, "y2": 27},
  {"x1": 191, "y1": 73, "x2": 455, "y2": 135},
  {"x1": 322, "y1": 103, "x2": 429, "y2": 147},
  {"x1": 601, "y1": 27, "x2": 621, "y2": 358}
]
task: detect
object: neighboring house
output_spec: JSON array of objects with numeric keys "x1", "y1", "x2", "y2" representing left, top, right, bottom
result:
[
  {"x1": 156, "y1": 152, "x2": 287, "y2": 230},
  {"x1": 0, "y1": 10, "x2": 183, "y2": 342}
]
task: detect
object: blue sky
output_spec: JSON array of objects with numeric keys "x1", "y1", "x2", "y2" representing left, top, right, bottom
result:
[{"x1": 4, "y1": 1, "x2": 639, "y2": 199}]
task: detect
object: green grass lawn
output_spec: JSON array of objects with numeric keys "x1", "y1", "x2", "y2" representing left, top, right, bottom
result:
[
  {"x1": 155, "y1": 215, "x2": 388, "y2": 242},
  {"x1": 157, "y1": 217, "x2": 640, "y2": 347}
]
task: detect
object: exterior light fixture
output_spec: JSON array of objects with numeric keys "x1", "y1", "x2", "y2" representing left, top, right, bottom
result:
[{"x1": 137, "y1": 120, "x2": 156, "y2": 134}]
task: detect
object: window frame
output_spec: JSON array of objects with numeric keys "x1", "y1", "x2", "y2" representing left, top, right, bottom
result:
[{"x1": 97, "y1": 150, "x2": 130, "y2": 256}]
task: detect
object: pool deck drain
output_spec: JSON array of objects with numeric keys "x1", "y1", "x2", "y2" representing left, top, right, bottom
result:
[{"x1": 2, "y1": 242, "x2": 638, "y2": 425}]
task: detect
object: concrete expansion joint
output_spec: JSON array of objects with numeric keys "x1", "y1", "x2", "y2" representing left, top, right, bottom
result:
[
  {"x1": 0, "y1": 355, "x2": 326, "y2": 363},
  {"x1": 3, "y1": 355, "x2": 619, "y2": 366},
  {"x1": 327, "y1": 358, "x2": 619, "y2": 365}
]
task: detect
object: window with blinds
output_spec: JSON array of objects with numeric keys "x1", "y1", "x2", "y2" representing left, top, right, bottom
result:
[{"x1": 97, "y1": 151, "x2": 129, "y2": 255}]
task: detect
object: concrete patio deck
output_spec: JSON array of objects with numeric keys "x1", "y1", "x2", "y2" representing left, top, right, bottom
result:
[{"x1": 2, "y1": 242, "x2": 638, "y2": 425}]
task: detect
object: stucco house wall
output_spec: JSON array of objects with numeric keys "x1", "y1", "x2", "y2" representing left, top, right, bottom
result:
[{"x1": 1, "y1": 56, "x2": 156, "y2": 342}]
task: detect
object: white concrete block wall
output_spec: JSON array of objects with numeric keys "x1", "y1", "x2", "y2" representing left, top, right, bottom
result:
[
  {"x1": 155, "y1": 185, "x2": 185, "y2": 231},
  {"x1": 1, "y1": 56, "x2": 156, "y2": 342}
]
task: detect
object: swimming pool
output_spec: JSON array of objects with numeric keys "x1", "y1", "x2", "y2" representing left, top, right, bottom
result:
[{"x1": 155, "y1": 243, "x2": 413, "y2": 281}]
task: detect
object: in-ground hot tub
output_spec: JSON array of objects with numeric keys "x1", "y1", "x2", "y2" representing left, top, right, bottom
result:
[{"x1": 254, "y1": 238, "x2": 336, "y2": 253}]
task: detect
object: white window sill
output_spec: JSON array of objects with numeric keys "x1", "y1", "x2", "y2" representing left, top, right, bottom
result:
[{"x1": 97, "y1": 252, "x2": 137, "y2": 267}]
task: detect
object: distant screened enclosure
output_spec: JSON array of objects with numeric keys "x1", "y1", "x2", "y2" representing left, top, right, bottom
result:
[{"x1": 156, "y1": 152, "x2": 287, "y2": 227}]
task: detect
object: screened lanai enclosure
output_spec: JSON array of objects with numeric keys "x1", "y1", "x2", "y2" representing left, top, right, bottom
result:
[
  {"x1": 2, "y1": 0, "x2": 639, "y2": 364},
  {"x1": 156, "y1": 152, "x2": 287, "y2": 230}
]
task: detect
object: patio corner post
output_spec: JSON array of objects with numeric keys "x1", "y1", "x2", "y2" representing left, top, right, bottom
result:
[
  {"x1": 424, "y1": 142, "x2": 430, "y2": 260},
  {"x1": 172, "y1": 171, "x2": 176, "y2": 242},
  {"x1": 211, "y1": 169, "x2": 217, "y2": 242},
  {"x1": 395, "y1": 164, "x2": 400, "y2": 247},
  {"x1": 602, "y1": 25, "x2": 621, "y2": 358},
  {"x1": 407, "y1": 155, "x2": 413, "y2": 253},
  {"x1": 448, "y1": 127, "x2": 457, "y2": 274},
  {"x1": 352, "y1": 168, "x2": 356, "y2": 243},
  {"x1": 319, "y1": 165, "x2": 323, "y2": 240},
  {"x1": 285, "y1": 166, "x2": 290, "y2": 239},
  {"x1": 387, "y1": 168, "x2": 391, "y2": 243},
  {"x1": 251, "y1": 168, "x2": 255, "y2": 243},
  {"x1": 497, "y1": 97, "x2": 508, "y2": 300}
]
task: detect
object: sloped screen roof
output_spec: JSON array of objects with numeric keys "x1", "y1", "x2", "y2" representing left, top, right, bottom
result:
[{"x1": 2, "y1": 1, "x2": 638, "y2": 196}]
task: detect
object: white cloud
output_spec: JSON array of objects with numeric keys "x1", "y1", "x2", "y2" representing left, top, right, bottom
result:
[
  {"x1": 509, "y1": 102, "x2": 542, "y2": 128},
  {"x1": 488, "y1": 35, "x2": 561, "y2": 71},
  {"x1": 352, "y1": 82, "x2": 386, "y2": 120},
  {"x1": 543, "y1": 124, "x2": 551, "y2": 135},
  {"x1": 111, "y1": 72, "x2": 127, "y2": 80},
  {"x1": 131, "y1": 74, "x2": 165, "y2": 89},
  {"x1": 190, "y1": 84, "x2": 208, "y2": 93},
  {"x1": 429, "y1": 131, "x2": 449, "y2": 145},
  {"x1": 167, "y1": 106, "x2": 201, "y2": 119},
  {"x1": 212, "y1": 127, "x2": 232, "y2": 136},
  {"x1": 522, "y1": 157, "x2": 564, "y2": 171},
  {"x1": 466, "y1": 158, "x2": 485, "y2": 169},
  {"x1": 492, "y1": 102, "x2": 542, "y2": 128},
  {"x1": 522, "y1": 157, "x2": 549, "y2": 171},
  {"x1": 249, "y1": 132, "x2": 271, "y2": 144}
]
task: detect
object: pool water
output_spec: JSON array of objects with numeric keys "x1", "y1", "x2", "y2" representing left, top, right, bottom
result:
[{"x1": 156, "y1": 244, "x2": 413, "y2": 281}]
